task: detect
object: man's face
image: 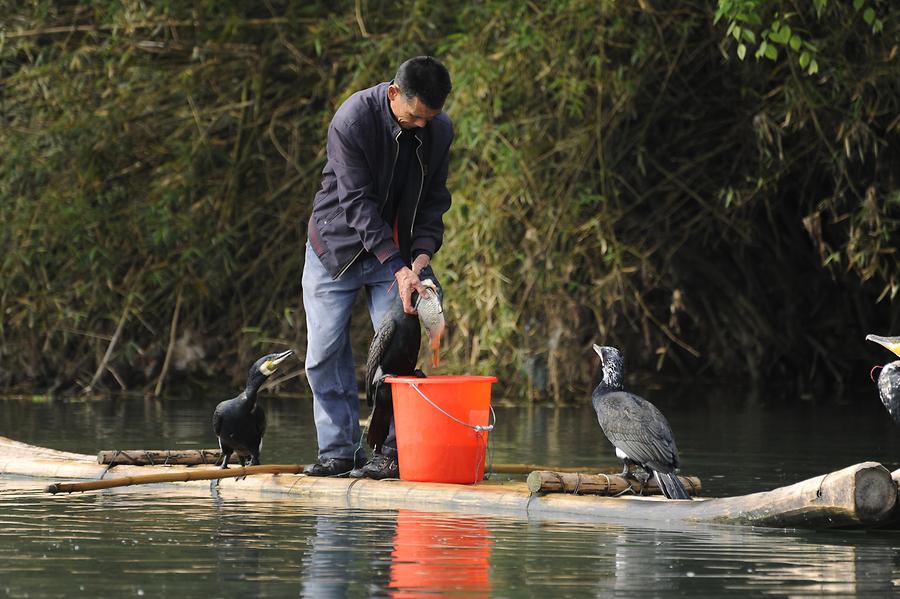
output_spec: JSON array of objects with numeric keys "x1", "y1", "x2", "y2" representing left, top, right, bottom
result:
[{"x1": 388, "y1": 84, "x2": 441, "y2": 130}]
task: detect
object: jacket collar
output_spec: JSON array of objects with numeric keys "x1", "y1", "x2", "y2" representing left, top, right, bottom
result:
[{"x1": 380, "y1": 80, "x2": 424, "y2": 142}]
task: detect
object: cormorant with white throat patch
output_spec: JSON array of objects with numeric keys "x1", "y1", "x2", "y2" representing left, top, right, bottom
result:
[
  {"x1": 213, "y1": 350, "x2": 293, "y2": 468},
  {"x1": 866, "y1": 334, "x2": 900, "y2": 423},
  {"x1": 591, "y1": 344, "x2": 690, "y2": 500}
]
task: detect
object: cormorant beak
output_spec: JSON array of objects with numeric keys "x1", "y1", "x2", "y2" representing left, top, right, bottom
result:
[
  {"x1": 866, "y1": 335, "x2": 900, "y2": 358},
  {"x1": 272, "y1": 349, "x2": 294, "y2": 365},
  {"x1": 263, "y1": 349, "x2": 294, "y2": 374}
]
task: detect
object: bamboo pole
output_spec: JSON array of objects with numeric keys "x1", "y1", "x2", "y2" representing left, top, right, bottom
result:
[
  {"x1": 490, "y1": 463, "x2": 618, "y2": 475},
  {"x1": 46, "y1": 464, "x2": 305, "y2": 494},
  {"x1": 526, "y1": 470, "x2": 702, "y2": 497},
  {"x1": 687, "y1": 461, "x2": 897, "y2": 528},
  {"x1": 95, "y1": 447, "x2": 616, "y2": 473},
  {"x1": 18, "y1": 445, "x2": 896, "y2": 529}
]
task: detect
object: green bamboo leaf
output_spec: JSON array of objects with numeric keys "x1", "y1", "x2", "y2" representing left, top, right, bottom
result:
[
  {"x1": 764, "y1": 43, "x2": 778, "y2": 61},
  {"x1": 808, "y1": 59, "x2": 819, "y2": 75},
  {"x1": 741, "y1": 29, "x2": 756, "y2": 43},
  {"x1": 780, "y1": 24, "x2": 792, "y2": 42},
  {"x1": 799, "y1": 51, "x2": 811, "y2": 68},
  {"x1": 789, "y1": 35, "x2": 801, "y2": 51},
  {"x1": 853, "y1": 0, "x2": 864, "y2": 11},
  {"x1": 863, "y1": 7, "x2": 875, "y2": 25},
  {"x1": 770, "y1": 26, "x2": 789, "y2": 45},
  {"x1": 737, "y1": 44, "x2": 746, "y2": 60}
]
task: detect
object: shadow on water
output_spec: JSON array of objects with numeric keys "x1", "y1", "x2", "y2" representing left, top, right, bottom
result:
[{"x1": 3, "y1": 386, "x2": 900, "y2": 596}]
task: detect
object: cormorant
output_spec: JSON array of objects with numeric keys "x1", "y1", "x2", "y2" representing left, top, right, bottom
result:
[
  {"x1": 591, "y1": 344, "x2": 690, "y2": 500},
  {"x1": 865, "y1": 334, "x2": 900, "y2": 424},
  {"x1": 365, "y1": 266, "x2": 445, "y2": 453},
  {"x1": 213, "y1": 349, "x2": 293, "y2": 468}
]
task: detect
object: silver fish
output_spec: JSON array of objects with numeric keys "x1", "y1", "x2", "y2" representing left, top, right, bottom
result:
[{"x1": 416, "y1": 279, "x2": 445, "y2": 367}]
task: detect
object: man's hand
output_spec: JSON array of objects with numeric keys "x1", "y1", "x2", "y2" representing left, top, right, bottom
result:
[
  {"x1": 411, "y1": 253, "x2": 431, "y2": 275},
  {"x1": 395, "y1": 267, "x2": 426, "y2": 315}
]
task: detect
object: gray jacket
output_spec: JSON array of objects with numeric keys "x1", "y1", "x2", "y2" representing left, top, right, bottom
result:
[{"x1": 307, "y1": 82, "x2": 453, "y2": 279}]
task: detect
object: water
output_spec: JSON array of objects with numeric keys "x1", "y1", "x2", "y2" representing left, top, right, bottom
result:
[{"x1": 2, "y1": 389, "x2": 900, "y2": 597}]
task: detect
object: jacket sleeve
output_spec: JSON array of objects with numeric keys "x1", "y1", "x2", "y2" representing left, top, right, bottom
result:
[
  {"x1": 411, "y1": 123, "x2": 454, "y2": 258},
  {"x1": 329, "y1": 118, "x2": 398, "y2": 263}
]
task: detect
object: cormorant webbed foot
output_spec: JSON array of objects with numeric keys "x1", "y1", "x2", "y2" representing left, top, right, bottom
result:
[
  {"x1": 218, "y1": 450, "x2": 232, "y2": 469},
  {"x1": 632, "y1": 470, "x2": 651, "y2": 495}
]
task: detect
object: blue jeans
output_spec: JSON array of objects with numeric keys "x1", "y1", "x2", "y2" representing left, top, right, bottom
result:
[{"x1": 302, "y1": 242, "x2": 397, "y2": 461}]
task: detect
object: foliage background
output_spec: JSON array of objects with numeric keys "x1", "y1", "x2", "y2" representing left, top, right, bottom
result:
[{"x1": 1, "y1": 0, "x2": 898, "y2": 400}]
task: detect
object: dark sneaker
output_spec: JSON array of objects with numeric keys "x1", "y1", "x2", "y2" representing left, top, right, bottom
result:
[
  {"x1": 303, "y1": 457, "x2": 355, "y2": 477},
  {"x1": 348, "y1": 453, "x2": 399, "y2": 480}
]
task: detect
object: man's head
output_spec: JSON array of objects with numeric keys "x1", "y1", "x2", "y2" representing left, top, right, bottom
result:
[{"x1": 388, "y1": 56, "x2": 452, "y2": 130}]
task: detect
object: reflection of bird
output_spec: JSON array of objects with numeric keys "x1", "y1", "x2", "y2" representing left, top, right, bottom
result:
[
  {"x1": 365, "y1": 266, "x2": 445, "y2": 452},
  {"x1": 865, "y1": 335, "x2": 900, "y2": 424},
  {"x1": 213, "y1": 350, "x2": 293, "y2": 468},
  {"x1": 591, "y1": 344, "x2": 690, "y2": 500}
]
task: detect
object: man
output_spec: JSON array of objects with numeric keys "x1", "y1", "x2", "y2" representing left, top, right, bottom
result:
[{"x1": 301, "y1": 56, "x2": 453, "y2": 478}]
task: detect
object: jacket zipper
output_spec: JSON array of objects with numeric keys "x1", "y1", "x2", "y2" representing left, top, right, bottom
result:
[
  {"x1": 409, "y1": 133, "x2": 425, "y2": 239},
  {"x1": 333, "y1": 129, "x2": 403, "y2": 280}
]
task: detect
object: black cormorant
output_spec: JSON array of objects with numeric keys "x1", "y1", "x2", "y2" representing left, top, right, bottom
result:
[
  {"x1": 591, "y1": 344, "x2": 690, "y2": 500},
  {"x1": 865, "y1": 334, "x2": 900, "y2": 424},
  {"x1": 365, "y1": 266, "x2": 445, "y2": 452},
  {"x1": 213, "y1": 349, "x2": 293, "y2": 468}
]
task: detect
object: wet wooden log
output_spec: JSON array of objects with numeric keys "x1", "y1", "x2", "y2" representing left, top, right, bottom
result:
[
  {"x1": 97, "y1": 449, "x2": 235, "y2": 465},
  {"x1": 526, "y1": 470, "x2": 702, "y2": 497}
]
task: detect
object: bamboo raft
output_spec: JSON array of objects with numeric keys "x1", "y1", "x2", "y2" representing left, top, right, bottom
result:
[{"x1": 2, "y1": 436, "x2": 899, "y2": 530}]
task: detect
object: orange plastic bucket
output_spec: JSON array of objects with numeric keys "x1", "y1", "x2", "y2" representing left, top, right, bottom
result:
[{"x1": 385, "y1": 375, "x2": 497, "y2": 484}]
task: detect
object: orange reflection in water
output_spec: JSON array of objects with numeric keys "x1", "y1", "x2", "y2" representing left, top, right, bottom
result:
[{"x1": 389, "y1": 509, "x2": 492, "y2": 598}]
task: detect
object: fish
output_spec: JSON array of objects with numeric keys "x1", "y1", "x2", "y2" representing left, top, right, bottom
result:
[{"x1": 415, "y1": 278, "x2": 445, "y2": 367}]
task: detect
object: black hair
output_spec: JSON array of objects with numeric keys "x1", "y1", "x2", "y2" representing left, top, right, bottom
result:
[{"x1": 394, "y1": 56, "x2": 452, "y2": 110}]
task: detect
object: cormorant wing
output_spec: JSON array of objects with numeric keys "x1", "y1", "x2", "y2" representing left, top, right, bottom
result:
[
  {"x1": 212, "y1": 402, "x2": 225, "y2": 435},
  {"x1": 254, "y1": 404, "x2": 267, "y2": 439},
  {"x1": 596, "y1": 391, "x2": 681, "y2": 472},
  {"x1": 365, "y1": 371, "x2": 392, "y2": 450},
  {"x1": 366, "y1": 314, "x2": 398, "y2": 406}
]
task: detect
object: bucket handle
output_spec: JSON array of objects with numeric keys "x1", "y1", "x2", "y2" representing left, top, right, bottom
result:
[{"x1": 408, "y1": 382, "x2": 496, "y2": 432}]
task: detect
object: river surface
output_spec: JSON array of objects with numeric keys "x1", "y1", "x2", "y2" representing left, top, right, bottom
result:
[{"x1": 2, "y1": 387, "x2": 900, "y2": 597}]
